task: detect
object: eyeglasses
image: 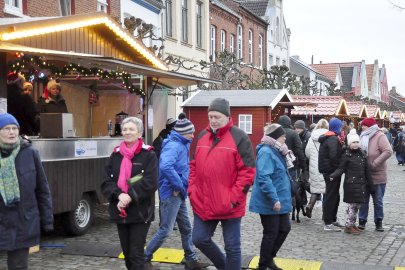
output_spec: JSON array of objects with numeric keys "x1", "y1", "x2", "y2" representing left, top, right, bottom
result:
[{"x1": 0, "y1": 127, "x2": 19, "y2": 133}]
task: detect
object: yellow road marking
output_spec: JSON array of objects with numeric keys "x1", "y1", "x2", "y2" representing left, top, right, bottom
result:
[
  {"x1": 249, "y1": 256, "x2": 322, "y2": 270},
  {"x1": 118, "y1": 247, "x2": 184, "y2": 264}
]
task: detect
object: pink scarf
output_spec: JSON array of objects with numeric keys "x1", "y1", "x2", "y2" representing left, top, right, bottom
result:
[{"x1": 117, "y1": 139, "x2": 140, "y2": 193}]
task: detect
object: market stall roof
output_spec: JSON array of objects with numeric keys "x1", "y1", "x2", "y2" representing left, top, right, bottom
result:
[
  {"x1": 347, "y1": 101, "x2": 368, "y2": 118},
  {"x1": 291, "y1": 95, "x2": 349, "y2": 116},
  {"x1": 0, "y1": 13, "x2": 218, "y2": 88},
  {"x1": 381, "y1": 110, "x2": 388, "y2": 119},
  {"x1": 365, "y1": 105, "x2": 381, "y2": 119},
  {"x1": 182, "y1": 89, "x2": 293, "y2": 108}
]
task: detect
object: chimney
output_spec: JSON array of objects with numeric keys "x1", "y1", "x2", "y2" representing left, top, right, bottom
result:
[
  {"x1": 311, "y1": 55, "x2": 314, "y2": 64},
  {"x1": 320, "y1": 61, "x2": 322, "y2": 64}
]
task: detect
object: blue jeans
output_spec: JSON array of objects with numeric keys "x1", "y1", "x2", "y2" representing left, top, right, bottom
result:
[
  {"x1": 359, "y1": 183, "x2": 386, "y2": 223},
  {"x1": 396, "y1": 152, "x2": 404, "y2": 163},
  {"x1": 192, "y1": 213, "x2": 241, "y2": 270},
  {"x1": 145, "y1": 195, "x2": 197, "y2": 262}
]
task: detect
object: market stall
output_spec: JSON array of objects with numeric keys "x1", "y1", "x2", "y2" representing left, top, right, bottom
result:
[{"x1": 0, "y1": 13, "x2": 216, "y2": 235}]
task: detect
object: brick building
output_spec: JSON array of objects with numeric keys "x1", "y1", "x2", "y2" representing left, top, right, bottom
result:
[
  {"x1": 209, "y1": 0, "x2": 267, "y2": 69},
  {"x1": 0, "y1": 0, "x2": 120, "y2": 20}
]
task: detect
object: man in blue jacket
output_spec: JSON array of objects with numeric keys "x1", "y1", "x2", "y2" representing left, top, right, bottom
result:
[{"x1": 144, "y1": 114, "x2": 209, "y2": 270}]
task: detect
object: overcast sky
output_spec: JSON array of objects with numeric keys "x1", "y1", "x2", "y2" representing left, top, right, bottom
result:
[{"x1": 283, "y1": 0, "x2": 405, "y2": 96}]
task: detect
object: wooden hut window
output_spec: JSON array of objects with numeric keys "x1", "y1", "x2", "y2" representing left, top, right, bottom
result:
[{"x1": 239, "y1": 114, "x2": 252, "y2": 134}]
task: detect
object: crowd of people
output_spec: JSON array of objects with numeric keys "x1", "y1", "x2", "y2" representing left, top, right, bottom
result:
[{"x1": 1, "y1": 90, "x2": 399, "y2": 270}]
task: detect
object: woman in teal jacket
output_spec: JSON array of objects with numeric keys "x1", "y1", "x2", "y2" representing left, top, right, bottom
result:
[{"x1": 249, "y1": 123, "x2": 292, "y2": 270}]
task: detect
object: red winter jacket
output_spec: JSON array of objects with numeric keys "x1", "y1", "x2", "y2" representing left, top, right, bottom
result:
[{"x1": 188, "y1": 119, "x2": 255, "y2": 221}]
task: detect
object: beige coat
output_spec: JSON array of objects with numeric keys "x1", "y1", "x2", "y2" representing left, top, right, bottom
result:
[{"x1": 367, "y1": 130, "x2": 393, "y2": 184}]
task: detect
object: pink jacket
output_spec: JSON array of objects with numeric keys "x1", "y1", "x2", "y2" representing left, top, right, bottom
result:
[{"x1": 367, "y1": 130, "x2": 393, "y2": 184}]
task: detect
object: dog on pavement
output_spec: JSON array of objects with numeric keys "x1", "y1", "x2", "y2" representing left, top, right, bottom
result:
[{"x1": 291, "y1": 179, "x2": 308, "y2": 223}]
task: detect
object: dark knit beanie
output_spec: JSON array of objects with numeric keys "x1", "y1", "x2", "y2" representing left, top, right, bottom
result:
[
  {"x1": 294, "y1": 120, "x2": 306, "y2": 129},
  {"x1": 174, "y1": 114, "x2": 195, "y2": 135},
  {"x1": 208, "y1": 98, "x2": 230, "y2": 117},
  {"x1": 166, "y1": 118, "x2": 177, "y2": 130},
  {"x1": 0, "y1": 113, "x2": 20, "y2": 129},
  {"x1": 266, "y1": 125, "x2": 286, "y2": 140}
]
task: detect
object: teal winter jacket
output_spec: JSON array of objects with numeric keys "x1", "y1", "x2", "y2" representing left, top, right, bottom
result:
[{"x1": 249, "y1": 144, "x2": 292, "y2": 215}]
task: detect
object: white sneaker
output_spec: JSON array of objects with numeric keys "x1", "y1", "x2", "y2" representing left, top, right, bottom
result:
[{"x1": 324, "y1": 224, "x2": 342, "y2": 231}]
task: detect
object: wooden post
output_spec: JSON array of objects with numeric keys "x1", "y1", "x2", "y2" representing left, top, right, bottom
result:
[{"x1": 0, "y1": 52, "x2": 7, "y2": 98}]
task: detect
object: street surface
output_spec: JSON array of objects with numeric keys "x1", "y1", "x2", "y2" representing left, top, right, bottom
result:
[{"x1": 1, "y1": 156, "x2": 404, "y2": 270}]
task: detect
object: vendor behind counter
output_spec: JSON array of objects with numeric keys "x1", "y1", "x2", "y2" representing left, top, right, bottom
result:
[{"x1": 37, "y1": 80, "x2": 68, "y2": 113}]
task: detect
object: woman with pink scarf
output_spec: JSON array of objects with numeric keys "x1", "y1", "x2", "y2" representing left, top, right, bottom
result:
[{"x1": 101, "y1": 117, "x2": 158, "y2": 270}]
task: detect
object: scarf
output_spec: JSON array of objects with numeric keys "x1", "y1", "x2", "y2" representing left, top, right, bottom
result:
[
  {"x1": 0, "y1": 140, "x2": 21, "y2": 206},
  {"x1": 360, "y1": 124, "x2": 379, "y2": 155},
  {"x1": 261, "y1": 135, "x2": 296, "y2": 168},
  {"x1": 117, "y1": 139, "x2": 140, "y2": 193}
]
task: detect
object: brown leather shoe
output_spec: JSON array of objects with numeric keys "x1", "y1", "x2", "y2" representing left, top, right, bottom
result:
[
  {"x1": 344, "y1": 226, "x2": 361, "y2": 235},
  {"x1": 352, "y1": 226, "x2": 363, "y2": 232}
]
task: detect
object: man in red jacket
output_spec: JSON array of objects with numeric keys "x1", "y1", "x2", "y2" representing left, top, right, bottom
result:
[{"x1": 189, "y1": 98, "x2": 256, "y2": 270}]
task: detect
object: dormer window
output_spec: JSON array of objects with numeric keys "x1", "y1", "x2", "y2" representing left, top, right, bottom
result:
[{"x1": 4, "y1": 0, "x2": 23, "y2": 16}]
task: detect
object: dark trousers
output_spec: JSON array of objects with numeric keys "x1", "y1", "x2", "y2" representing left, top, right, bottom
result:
[
  {"x1": 7, "y1": 248, "x2": 29, "y2": 270},
  {"x1": 323, "y1": 175, "x2": 341, "y2": 225},
  {"x1": 117, "y1": 222, "x2": 151, "y2": 270},
  {"x1": 258, "y1": 214, "x2": 291, "y2": 270}
]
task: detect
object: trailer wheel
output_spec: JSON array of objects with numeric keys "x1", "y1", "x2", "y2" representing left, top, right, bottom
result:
[{"x1": 62, "y1": 194, "x2": 94, "y2": 236}]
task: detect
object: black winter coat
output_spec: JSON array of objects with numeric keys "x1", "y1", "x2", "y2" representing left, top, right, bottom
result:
[
  {"x1": 318, "y1": 132, "x2": 343, "y2": 175},
  {"x1": 0, "y1": 138, "x2": 53, "y2": 251},
  {"x1": 37, "y1": 96, "x2": 68, "y2": 113},
  {"x1": 280, "y1": 125, "x2": 306, "y2": 171},
  {"x1": 101, "y1": 143, "x2": 158, "y2": 224},
  {"x1": 330, "y1": 148, "x2": 372, "y2": 203}
]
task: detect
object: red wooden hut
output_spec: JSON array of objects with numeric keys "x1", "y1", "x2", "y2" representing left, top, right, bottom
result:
[{"x1": 182, "y1": 89, "x2": 293, "y2": 152}]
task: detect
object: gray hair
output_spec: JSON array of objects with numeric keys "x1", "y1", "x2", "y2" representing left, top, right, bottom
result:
[
  {"x1": 121, "y1": 117, "x2": 144, "y2": 134},
  {"x1": 315, "y1": 118, "x2": 329, "y2": 130},
  {"x1": 264, "y1": 123, "x2": 282, "y2": 135}
]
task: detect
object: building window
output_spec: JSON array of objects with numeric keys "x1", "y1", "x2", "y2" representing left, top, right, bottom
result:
[
  {"x1": 220, "y1": 30, "x2": 226, "y2": 52},
  {"x1": 239, "y1": 114, "x2": 252, "y2": 134},
  {"x1": 97, "y1": 0, "x2": 108, "y2": 13},
  {"x1": 165, "y1": 0, "x2": 173, "y2": 37},
  {"x1": 269, "y1": 54, "x2": 273, "y2": 66},
  {"x1": 210, "y1": 25, "x2": 216, "y2": 61},
  {"x1": 258, "y1": 34, "x2": 263, "y2": 68},
  {"x1": 196, "y1": 1, "x2": 202, "y2": 48},
  {"x1": 248, "y1": 30, "x2": 253, "y2": 64},
  {"x1": 60, "y1": 0, "x2": 71, "y2": 16},
  {"x1": 275, "y1": 17, "x2": 280, "y2": 45},
  {"x1": 181, "y1": 0, "x2": 188, "y2": 42},
  {"x1": 282, "y1": 59, "x2": 286, "y2": 66},
  {"x1": 230, "y1": 34, "x2": 235, "y2": 53},
  {"x1": 237, "y1": 25, "x2": 243, "y2": 60},
  {"x1": 276, "y1": 57, "x2": 280, "y2": 66}
]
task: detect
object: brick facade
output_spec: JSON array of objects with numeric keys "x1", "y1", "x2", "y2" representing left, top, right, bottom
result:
[
  {"x1": 209, "y1": 0, "x2": 267, "y2": 69},
  {"x1": 1, "y1": 0, "x2": 120, "y2": 20}
]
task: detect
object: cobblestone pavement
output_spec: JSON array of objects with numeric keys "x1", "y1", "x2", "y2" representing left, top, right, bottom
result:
[{"x1": 1, "y1": 156, "x2": 405, "y2": 270}]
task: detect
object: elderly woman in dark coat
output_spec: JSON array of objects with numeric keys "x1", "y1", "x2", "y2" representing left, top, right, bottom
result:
[
  {"x1": 0, "y1": 113, "x2": 53, "y2": 270},
  {"x1": 101, "y1": 117, "x2": 158, "y2": 270}
]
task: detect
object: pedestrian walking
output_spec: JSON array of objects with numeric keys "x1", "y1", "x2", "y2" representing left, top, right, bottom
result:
[
  {"x1": 358, "y1": 118, "x2": 393, "y2": 232},
  {"x1": 249, "y1": 124, "x2": 292, "y2": 270},
  {"x1": 304, "y1": 118, "x2": 329, "y2": 218},
  {"x1": 293, "y1": 120, "x2": 310, "y2": 184},
  {"x1": 393, "y1": 128, "x2": 405, "y2": 165},
  {"x1": 144, "y1": 117, "x2": 209, "y2": 270},
  {"x1": 329, "y1": 129, "x2": 373, "y2": 235},
  {"x1": 101, "y1": 117, "x2": 158, "y2": 270},
  {"x1": 189, "y1": 98, "x2": 255, "y2": 270},
  {"x1": 152, "y1": 117, "x2": 177, "y2": 160},
  {"x1": 0, "y1": 113, "x2": 53, "y2": 270},
  {"x1": 318, "y1": 118, "x2": 344, "y2": 231},
  {"x1": 278, "y1": 116, "x2": 307, "y2": 181}
]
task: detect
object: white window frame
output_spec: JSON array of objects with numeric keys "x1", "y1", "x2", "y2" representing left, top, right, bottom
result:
[
  {"x1": 4, "y1": 0, "x2": 23, "y2": 16},
  {"x1": 276, "y1": 57, "x2": 280, "y2": 66},
  {"x1": 230, "y1": 34, "x2": 235, "y2": 53},
  {"x1": 210, "y1": 25, "x2": 216, "y2": 61},
  {"x1": 248, "y1": 30, "x2": 253, "y2": 63},
  {"x1": 239, "y1": 114, "x2": 252, "y2": 134},
  {"x1": 60, "y1": 0, "x2": 71, "y2": 16},
  {"x1": 97, "y1": 0, "x2": 108, "y2": 13},
  {"x1": 258, "y1": 34, "x2": 263, "y2": 68},
  {"x1": 220, "y1": 30, "x2": 226, "y2": 52},
  {"x1": 181, "y1": 0, "x2": 188, "y2": 42},
  {"x1": 269, "y1": 54, "x2": 273, "y2": 66},
  {"x1": 237, "y1": 25, "x2": 243, "y2": 60},
  {"x1": 196, "y1": 1, "x2": 202, "y2": 48},
  {"x1": 165, "y1": 0, "x2": 173, "y2": 37}
]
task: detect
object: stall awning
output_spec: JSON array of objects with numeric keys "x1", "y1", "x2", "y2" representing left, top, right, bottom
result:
[{"x1": 0, "y1": 42, "x2": 218, "y2": 88}]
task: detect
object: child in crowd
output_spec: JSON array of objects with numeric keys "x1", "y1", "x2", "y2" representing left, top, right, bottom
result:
[{"x1": 329, "y1": 129, "x2": 373, "y2": 235}]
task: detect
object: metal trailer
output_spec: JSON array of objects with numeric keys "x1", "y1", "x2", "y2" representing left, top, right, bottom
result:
[{"x1": 31, "y1": 137, "x2": 122, "y2": 235}]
